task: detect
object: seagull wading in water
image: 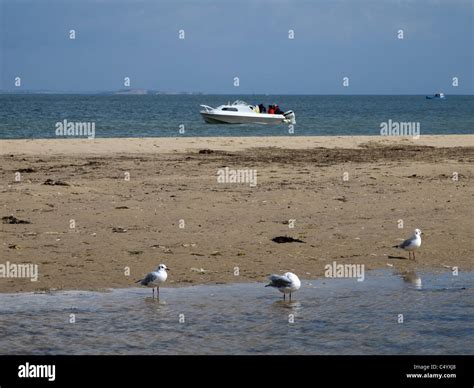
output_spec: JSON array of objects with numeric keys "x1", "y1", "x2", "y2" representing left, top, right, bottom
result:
[
  {"x1": 265, "y1": 272, "x2": 301, "y2": 300},
  {"x1": 393, "y1": 229, "x2": 422, "y2": 260},
  {"x1": 136, "y1": 264, "x2": 169, "y2": 298}
]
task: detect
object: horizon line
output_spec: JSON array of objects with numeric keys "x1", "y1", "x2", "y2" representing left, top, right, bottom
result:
[{"x1": 1, "y1": 91, "x2": 473, "y2": 96}]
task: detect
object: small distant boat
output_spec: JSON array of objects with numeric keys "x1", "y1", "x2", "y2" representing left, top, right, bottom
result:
[
  {"x1": 200, "y1": 100, "x2": 296, "y2": 125},
  {"x1": 426, "y1": 92, "x2": 445, "y2": 99}
]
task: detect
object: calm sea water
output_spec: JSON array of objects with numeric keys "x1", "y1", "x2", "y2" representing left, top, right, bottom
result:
[
  {"x1": 0, "y1": 94, "x2": 473, "y2": 139},
  {"x1": 0, "y1": 270, "x2": 472, "y2": 355}
]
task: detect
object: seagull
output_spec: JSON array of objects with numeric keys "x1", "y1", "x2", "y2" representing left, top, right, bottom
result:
[
  {"x1": 136, "y1": 264, "x2": 169, "y2": 298},
  {"x1": 265, "y1": 272, "x2": 301, "y2": 300},
  {"x1": 393, "y1": 229, "x2": 422, "y2": 260}
]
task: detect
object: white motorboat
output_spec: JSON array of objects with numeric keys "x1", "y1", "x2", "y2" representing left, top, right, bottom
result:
[{"x1": 200, "y1": 100, "x2": 296, "y2": 125}]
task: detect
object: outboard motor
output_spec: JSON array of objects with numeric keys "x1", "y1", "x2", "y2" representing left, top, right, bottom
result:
[{"x1": 283, "y1": 110, "x2": 296, "y2": 125}]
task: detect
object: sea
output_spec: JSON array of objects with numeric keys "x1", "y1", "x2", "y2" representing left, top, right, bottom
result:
[{"x1": 0, "y1": 94, "x2": 473, "y2": 139}]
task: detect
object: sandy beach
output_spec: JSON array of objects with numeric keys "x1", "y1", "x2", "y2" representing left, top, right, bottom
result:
[
  {"x1": 1, "y1": 135, "x2": 473, "y2": 292},
  {"x1": 1, "y1": 134, "x2": 472, "y2": 155}
]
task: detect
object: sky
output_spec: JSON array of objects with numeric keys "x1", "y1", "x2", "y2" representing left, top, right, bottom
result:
[{"x1": 0, "y1": 0, "x2": 472, "y2": 94}]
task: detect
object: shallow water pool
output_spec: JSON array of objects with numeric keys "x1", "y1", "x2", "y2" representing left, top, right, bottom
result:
[{"x1": 1, "y1": 270, "x2": 472, "y2": 355}]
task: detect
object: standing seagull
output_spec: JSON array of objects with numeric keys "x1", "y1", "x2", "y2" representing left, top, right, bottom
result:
[
  {"x1": 265, "y1": 272, "x2": 301, "y2": 300},
  {"x1": 136, "y1": 264, "x2": 169, "y2": 298},
  {"x1": 393, "y1": 229, "x2": 422, "y2": 260}
]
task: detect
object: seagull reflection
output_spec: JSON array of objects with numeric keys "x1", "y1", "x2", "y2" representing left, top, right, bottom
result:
[
  {"x1": 272, "y1": 299, "x2": 302, "y2": 310},
  {"x1": 400, "y1": 270, "x2": 422, "y2": 289}
]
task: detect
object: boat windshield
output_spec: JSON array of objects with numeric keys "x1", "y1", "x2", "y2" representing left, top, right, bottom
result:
[{"x1": 231, "y1": 100, "x2": 249, "y2": 106}]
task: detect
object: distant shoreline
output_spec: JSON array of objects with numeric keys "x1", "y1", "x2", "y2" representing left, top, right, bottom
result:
[{"x1": 1, "y1": 92, "x2": 474, "y2": 96}]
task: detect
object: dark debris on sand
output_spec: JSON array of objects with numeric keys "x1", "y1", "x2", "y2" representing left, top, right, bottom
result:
[
  {"x1": 112, "y1": 227, "x2": 128, "y2": 233},
  {"x1": 272, "y1": 236, "x2": 305, "y2": 243},
  {"x1": 17, "y1": 168, "x2": 36, "y2": 173},
  {"x1": 43, "y1": 179, "x2": 70, "y2": 186},
  {"x1": 2, "y1": 215, "x2": 31, "y2": 224}
]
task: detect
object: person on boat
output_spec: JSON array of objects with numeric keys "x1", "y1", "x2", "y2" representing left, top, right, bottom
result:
[
  {"x1": 274, "y1": 105, "x2": 284, "y2": 115},
  {"x1": 268, "y1": 105, "x2": 275, "y2": 114},
  {"x1": 258, "y1": 103, "x2": 266, "y2": 113}
]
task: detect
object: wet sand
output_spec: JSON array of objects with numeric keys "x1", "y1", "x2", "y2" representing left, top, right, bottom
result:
[{"x1": 1, "y1": 135, "x2": 473, "y2": 292}]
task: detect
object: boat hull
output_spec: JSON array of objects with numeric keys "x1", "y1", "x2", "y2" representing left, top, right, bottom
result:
[{"x1": 200, "y1": 111, "x2": 287, "y2": 125}]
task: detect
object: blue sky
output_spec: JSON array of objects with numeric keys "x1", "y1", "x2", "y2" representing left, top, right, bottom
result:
[{"x1": 1, "y1": 0, "x2": 472, "y2": 94}]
